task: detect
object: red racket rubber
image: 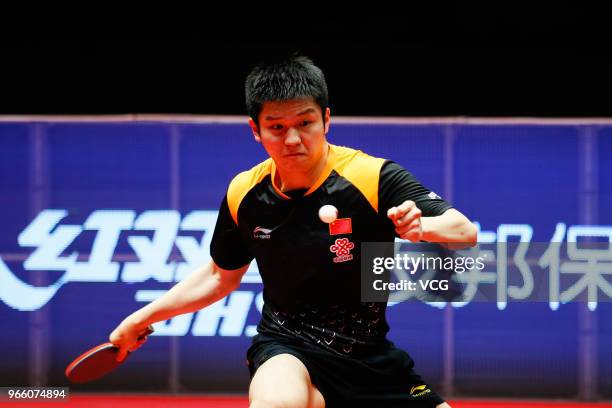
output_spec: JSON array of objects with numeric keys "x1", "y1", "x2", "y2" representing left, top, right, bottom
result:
[{"x1": 65, "y1": 326, "x2": 154, "y2": 384}]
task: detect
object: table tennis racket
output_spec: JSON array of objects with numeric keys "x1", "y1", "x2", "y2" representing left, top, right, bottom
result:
[{"x1": 65, "y1": 325, "x2": 154, "y2": 384}]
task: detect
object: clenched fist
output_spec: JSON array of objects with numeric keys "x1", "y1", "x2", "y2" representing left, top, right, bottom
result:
[{"x1": 387, "y1": 200, "x2": 423, "y2": 242}]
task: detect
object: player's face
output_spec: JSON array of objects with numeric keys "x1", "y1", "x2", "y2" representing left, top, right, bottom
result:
[{"x1": 249, "y1": 98, "x2": 331, "y2": 173}]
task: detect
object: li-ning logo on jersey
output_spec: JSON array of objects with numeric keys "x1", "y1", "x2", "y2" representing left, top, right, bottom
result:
[
  {"x1": 253, "y1": 226, "x2": 272, "y2": 239},
  {"x1": 329, "y1": 238, "x2": 355, "y2": 263},
  {"x1": 409, "y1": 384, "x2": 431, "y2": 398},
  {"x1": 428, "y1": 191, "x2": 441, "y2": 200}
]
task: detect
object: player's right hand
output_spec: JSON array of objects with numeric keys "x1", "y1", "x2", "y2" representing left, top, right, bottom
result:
[{"x1": 109, "y1": 320, "x2": 151, "y2": 362}]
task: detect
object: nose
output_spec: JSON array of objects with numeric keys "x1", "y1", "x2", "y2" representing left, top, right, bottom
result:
[{"x1": 284, "y1": 128, "x2": 301, "y2": 146}]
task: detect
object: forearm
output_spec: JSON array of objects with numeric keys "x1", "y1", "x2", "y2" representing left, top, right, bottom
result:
[
  {"x1": 121, "y1": 260, "x2": 244, "y2": 330},
  {"x1": 421, "y1": 209, "x2": 477, "y2": 247}
]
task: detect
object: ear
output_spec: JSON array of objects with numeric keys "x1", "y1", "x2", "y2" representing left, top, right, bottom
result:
[
  {"x1": 248, "y1": 117, "x2": 261, "y2": 143},
  {"x1": 323, "y1": 107, "x2": 331, "y2": 135}
]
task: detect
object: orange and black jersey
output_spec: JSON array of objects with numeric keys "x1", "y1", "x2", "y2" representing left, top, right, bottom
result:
[{"x1": 210, "y1": 144, "x2": 452, "y2": 355}]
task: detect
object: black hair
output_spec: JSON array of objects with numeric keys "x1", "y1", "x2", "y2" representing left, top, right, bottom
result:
[{"x1": 245, "y1": 55, "x2": 328, "y2": 127}]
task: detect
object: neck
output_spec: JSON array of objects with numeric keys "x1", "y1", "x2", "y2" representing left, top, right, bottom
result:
[{"x1": 275, "y1": 143, "x2": 330, "y2": 192}]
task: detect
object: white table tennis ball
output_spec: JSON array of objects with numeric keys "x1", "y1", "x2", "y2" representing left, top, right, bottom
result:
[{"x1": 319, "y1": 205, "x2": 338, "y2": 224}]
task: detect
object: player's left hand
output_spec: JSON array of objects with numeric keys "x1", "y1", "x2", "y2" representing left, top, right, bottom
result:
[{"x1": 387, "y1": 200, "x2": 423, "y2": 242}]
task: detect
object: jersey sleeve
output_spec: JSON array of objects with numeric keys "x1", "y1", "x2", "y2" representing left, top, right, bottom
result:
[
  {"x1": 209, "y1": 194, "x2": 254, "y2": 270},
  {"x1": 378, "y1": 161, "x2": 453, "y2": 217}
]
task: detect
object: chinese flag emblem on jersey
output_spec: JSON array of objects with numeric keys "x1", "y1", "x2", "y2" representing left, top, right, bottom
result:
[{"x1": 329, "y1": 218, "x2": 352, "y2": 235}]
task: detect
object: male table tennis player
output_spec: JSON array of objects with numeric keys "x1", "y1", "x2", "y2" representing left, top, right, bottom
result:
[{"x1": 110, "y1": 55, "x2": 477, "y2": 408}]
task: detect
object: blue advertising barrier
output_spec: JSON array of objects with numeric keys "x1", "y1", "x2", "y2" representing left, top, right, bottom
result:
[{"x1": 0, "y1": 117, "x2": 610, "y2": 398}]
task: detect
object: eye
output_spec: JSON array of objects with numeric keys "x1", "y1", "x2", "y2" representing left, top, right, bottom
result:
[
  {"x1": 300, "y1": 120, "x2": 311, "y2": 127},
  {"x1": 270, "y1": 124, "x2": 284, "y2": 130}
]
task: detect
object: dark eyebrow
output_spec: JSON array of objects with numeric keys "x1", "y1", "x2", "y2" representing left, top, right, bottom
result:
[{"x1": 264, "y1": 108, "x2": 318, "y2": 121}]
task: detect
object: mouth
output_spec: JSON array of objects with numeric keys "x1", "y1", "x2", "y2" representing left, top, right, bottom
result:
[{"x1": 284, "y1": 152, "x2": 306, "y2": 157}]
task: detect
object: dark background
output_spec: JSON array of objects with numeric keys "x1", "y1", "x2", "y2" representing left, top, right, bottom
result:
[{"x1": 1, "y1": 6, "x2": 611, "y2": 116}]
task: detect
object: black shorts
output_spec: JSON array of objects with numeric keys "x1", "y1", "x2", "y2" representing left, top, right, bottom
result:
[{"x1": 247, "y1": 333, "x2": 445, "y2": 408}]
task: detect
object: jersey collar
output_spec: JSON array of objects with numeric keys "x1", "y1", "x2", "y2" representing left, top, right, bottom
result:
[{"x1": 270, "y1": 144, "x2": 336, "y2": 199}]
